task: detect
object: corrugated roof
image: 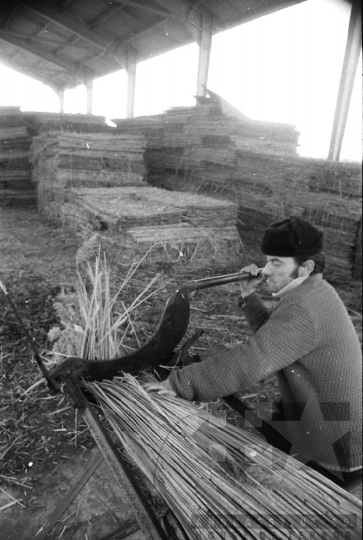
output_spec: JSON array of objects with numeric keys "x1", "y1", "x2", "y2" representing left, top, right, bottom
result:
[{"x1": 0, "y1": 0, "x2": 307, "y2": 91}]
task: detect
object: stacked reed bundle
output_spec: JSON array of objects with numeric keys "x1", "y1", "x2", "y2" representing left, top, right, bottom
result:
[
  {"x1": 152, "y1": 101, "x2": 297, "y2": 184},
  {"x1": 112, "y1": 113, "x2": 165, "y2": 148},
  {"x1": 161, "y1": 102, "x2": 299, "y2": 155},
  {"x1": 0, "y1": 106, "x2": 35, "y2": 206},
  {"x1": 86, "y1": 374, "x2": 362, "y2": 540},
  {"x1": 30, "y1": 131, "x2": 147, "y2": 213},
  {"x1": 59, "y1": 186, "x2": 240, "y2": 267},
  {"x1": 0, "y1": 107, "x2": 113, "y2": 206},
  {"x1": 23, "y1": 111, "x2": 114, "y2": 134},
  {"x1": 114, "y1": 100, "x2": 299, "y2": 195}
]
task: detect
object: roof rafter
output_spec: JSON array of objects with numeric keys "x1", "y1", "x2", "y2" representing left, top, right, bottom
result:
[
  {"x1": 118, "y1": 18, "x2": 170, "y2": 50},
  {"x1": 9, "y1": 2, "x2": 123, "y2": 74},
  {"x1": 111, "y1": 0, "x2": 171, "y2": 18},
  {"x1": 0, "y1": 29, "x2": 90, "y2": 49},
  {"x1": 151, "y1": 0, "x2": 202, "y2": 39},
  {"x1": 17, "y1": 0, "x2": 116, "y2": 52},
  {"x1": 0, "y1": 51, "x2": 76, "y2": 88},
  {"x1": 88, "y1": 4, "x2": 124, "y2": 30},
  {"x1": 1, "y1": 5, "x2": 20, "y2": 29},
  {"x1": 0, "y1": 31, "x2": 89, "y2": 81},
  {"x1": 55, "y1": 0, "x2": 74, "y2": 9}
]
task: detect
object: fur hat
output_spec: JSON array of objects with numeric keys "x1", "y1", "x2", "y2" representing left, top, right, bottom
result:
[{"x1": 261, "y1": 217, "x2": 323, "y2": 257}]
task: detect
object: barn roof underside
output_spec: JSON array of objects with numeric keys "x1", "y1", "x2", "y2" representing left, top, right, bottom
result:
[{"x1": 0, "y1": 0, "x2": 307, "y2": 92}]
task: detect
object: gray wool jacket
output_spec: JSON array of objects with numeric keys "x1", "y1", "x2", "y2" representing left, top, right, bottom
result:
[{"x1": 169, "y1": 274, "x2": 362, "y2": 472}]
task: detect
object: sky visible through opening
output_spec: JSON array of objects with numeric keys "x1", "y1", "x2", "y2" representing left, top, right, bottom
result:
[{"x1": 0, "y1": 0, "x2": 361, "y2": 161}]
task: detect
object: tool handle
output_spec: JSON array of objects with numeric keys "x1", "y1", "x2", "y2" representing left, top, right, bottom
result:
[{"x1": 186, "y1": 269, "x2": 263, "y2": 292}]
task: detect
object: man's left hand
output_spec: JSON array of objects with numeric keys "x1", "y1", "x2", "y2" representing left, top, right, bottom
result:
[{"x1": 143, "y1": 378, "x2": 177, "y2": 396}]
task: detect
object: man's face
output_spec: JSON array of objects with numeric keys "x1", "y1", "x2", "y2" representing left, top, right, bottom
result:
[{"x1": 262, "y1": 255, "x2": 299, "y2": 294}]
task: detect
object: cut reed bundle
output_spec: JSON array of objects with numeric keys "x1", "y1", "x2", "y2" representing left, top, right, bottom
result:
[
  {"x1": 43, "y1": 184, "x2": 241, "y2": 267},
  {"x1": 29, "y1": 130, "x2": 148, "y2": 215},
  {"x1": 47, "y1": 254, "x2": 163, "y2": 366},
  {"x1": 0, "y1": 113, "x2": 34, "y2": 203},
  {"x1": 86, "y1": 374, "x2": 362, "y2": 540}
]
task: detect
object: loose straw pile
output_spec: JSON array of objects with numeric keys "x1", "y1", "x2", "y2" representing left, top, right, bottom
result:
[{"x1": 86, "y1": 374, "x2": 362, "y2": 540}]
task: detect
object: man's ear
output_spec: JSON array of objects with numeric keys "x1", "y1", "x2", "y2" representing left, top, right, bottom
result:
[{"x1": 298, "y1": 259, "x2": 315, "y2": 277}]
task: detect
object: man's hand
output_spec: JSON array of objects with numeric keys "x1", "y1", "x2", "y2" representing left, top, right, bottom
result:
[
  {"x1": 239, "y1": 264, "x2": 264, "y2": 298},
  {"x1": 143, "y1": 378, "x2": 177, "y2": 397}
]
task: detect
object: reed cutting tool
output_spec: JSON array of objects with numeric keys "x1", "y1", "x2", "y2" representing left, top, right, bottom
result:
[{"x1": 50, "y1": 269, "x2": 264, "y2": 384}]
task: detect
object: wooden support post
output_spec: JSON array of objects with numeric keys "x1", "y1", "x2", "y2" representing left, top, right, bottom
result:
[
  {"x1": 328, "y1": 0, "x2": 362, "y2": 161},
  {"x1": 58, "y1": 89, "x2": 65, "y2": 113},
  {"x1": 196, "y1": 12, "x2": 213, "y2": 97},
  {"x1": 86, "y1": 78, "x2": 93, "y2": 115},
  {"x1": 126, "y1": 47, "x2": 137, "y2": 119}
]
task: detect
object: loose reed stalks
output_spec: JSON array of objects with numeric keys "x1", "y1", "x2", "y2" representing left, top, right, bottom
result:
[
  {"x1": 86, "y1": 374, "x2": 362, "y2": 540},
  {"x1": 47, "y1": 253, "x2": 165, "y2": 365}
]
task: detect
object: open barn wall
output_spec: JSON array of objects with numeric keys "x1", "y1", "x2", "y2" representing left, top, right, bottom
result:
[{"x1": 0, "y1": 0, "x2": 307, "y2": 92}]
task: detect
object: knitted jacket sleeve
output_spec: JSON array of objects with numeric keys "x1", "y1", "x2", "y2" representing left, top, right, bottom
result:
[
  {"x1": 169, "y1": 300, "x2": 317, "y2": 402},
  {"x1": 240, "y1": 292, "x2": 271, "y2": 332}
]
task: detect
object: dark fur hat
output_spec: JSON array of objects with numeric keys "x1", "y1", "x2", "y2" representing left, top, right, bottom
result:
[{"x1": 261, "y1": 216, "x2": 324, "y2": 257}]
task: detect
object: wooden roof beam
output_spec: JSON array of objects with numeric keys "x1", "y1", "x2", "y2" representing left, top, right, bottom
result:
[
  {"x1": 111, "y1": 0, "x2": 171, "y2": 18},
  {"x1": 0, "y1": 29, "x2": 81, "y2": 48},
  {"x1": 88, "y1": 4, "x2": 124, "y2": 30},
  {"x1": 151, "y1": 0, "x2": 202, "y2": 39},
  {"x1": 118, "y1": 18, "x2": 168, "y2": 49},
  {"x1": 1, "y1": 5, "x2": 19, "y2": 29},
  {"x1": 0, "y1": 31, "x2": 90, "y2": 82},
  {"x1": 55, "y1": 0, "x2": 74, "y2": 9},
  {"x1": 0, "y1": 52, "x2": 76, "y2": 88},
  {"x1": 17, "y1": 1, "x2": 116, "y2": 52}
]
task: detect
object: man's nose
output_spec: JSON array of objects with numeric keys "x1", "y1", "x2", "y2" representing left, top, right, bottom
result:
[{"x1": 261, "y1": 263, "x2": 271, "y2": 276}]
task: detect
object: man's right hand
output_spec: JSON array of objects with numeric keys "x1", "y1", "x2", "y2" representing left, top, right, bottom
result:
[{"x1": 239, "y1": 264, "x2": 264, "y2": 298}]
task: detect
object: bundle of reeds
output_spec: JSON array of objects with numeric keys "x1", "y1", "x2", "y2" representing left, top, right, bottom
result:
[
  {"x1": 112, "y1": 100, "x2": 299, "y2": 204},
  {"x1": 86, "y1": 374, "x2": 362, "y2": 540},
  {"x1": 0, "y1": 107, "x2": 35, "y2": 205},
  {"x1": 47, "y1": 254, "x2": 162, "y2": 366},
  {"x1": 30, "y1": 131, "x2": 148, "y2": 213},
  {"x1": 56, "y1": 186, "x2": 241, "y2": 267},
  {"x1": 23, "y1": 110, "x2": 113, "y2": 134}
]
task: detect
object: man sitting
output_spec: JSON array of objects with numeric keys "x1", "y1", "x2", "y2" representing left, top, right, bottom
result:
[{"x1": 158, "y1": 217, "x2": 362, "y2": 483}]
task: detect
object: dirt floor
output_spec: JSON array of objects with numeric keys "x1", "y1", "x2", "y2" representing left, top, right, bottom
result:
[{"x1": 0, "y1": 205, "x2": 362, "y2": 540}]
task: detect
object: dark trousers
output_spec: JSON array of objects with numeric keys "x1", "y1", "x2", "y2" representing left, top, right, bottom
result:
[{"x1": 266, "y1": 400, "x2": 362, "y2": 487}]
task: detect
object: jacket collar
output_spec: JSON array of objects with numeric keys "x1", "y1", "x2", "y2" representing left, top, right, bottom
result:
[
  {"x1": 272, "y1": 273, "x2": 323, "y2": 300},
  {"x1": 272, "y1": 275, "x2": 309, "y2": 299}
]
